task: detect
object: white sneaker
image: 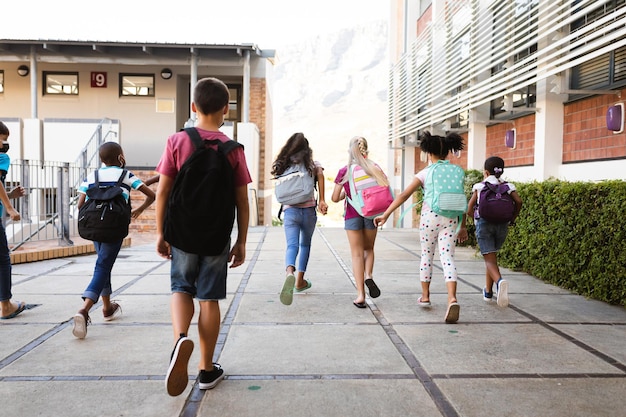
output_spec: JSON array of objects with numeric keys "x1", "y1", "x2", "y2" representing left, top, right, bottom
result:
[{"x1": 496, "y1": 279, "x2": 509, "y2": 307}]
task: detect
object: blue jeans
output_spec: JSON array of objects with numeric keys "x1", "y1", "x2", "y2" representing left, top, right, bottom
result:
[
  {"x1": 0, "y1": 224, "x2": 12, "y2": 302},
  {"x1": 283, "y1": 206, "x2": 317, "y2": 272},
  {"x1": 475, "y1": 218, "x2": 509, "y2": 255},
  {"x1": 82, "y1": 240, "x2": 123, "y2": 302}
]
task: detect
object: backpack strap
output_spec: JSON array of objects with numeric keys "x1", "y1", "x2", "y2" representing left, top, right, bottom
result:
[
  {"x1": 116, "y1": 169, "x2": 127, "y2": 186},
  {"x1": 94, "y1": 169, "x2": 99, "y2": 187},
  {"x1": 345, "y1": 164, "x2": 361, "y2": 212}
]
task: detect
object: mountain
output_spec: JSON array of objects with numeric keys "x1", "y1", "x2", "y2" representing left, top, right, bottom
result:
[{"x1": 271, "y1": 21, "x2": 389, "y2": 223}]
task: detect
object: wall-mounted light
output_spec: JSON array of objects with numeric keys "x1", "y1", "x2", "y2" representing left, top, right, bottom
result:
[
  {"x1": 505, "y1": 129, "x2": 516, "y2": 149},
  {"x1": 606, "y1": 102, "x2": 624, "y2": 134},
  {"x1": 160, "y1": 68, "x2": 173, "y2": 80},
  {"x1": 17, "y1": 65, "x2": 29, "y2": 77}
]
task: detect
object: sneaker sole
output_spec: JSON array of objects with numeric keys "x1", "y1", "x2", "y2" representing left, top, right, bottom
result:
[
  {"x1": 445, "y1": 303, "x2": 460, "y2": 323},
  {"x1": 72, "y1": 313, "x2": 87, "y2": 339},
  {"x1": 103, "y1": 309, "x2": 122, "y2": 322},
  {"x1": 198, "y1": 372, "x2": 224, "y2": 390},
  {"x1": 280, "y1": 274, "x2": 296, "y2": 305},
  {"x1": 497, "y1": 281, "x2": 509, "y2": 307},
  {"x1": 165, "y1": 338, "x2": 194, "y2": 396}
]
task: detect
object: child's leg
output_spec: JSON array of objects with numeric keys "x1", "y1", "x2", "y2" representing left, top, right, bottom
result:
[
  {"x1": 295, "y1": 207, "x2": 317, "y2": 289},
  {"x1": 482, "y1": 252, "x2": 501, "y2": 292},
  {"x1": 197, "y1": 300, "x2": 220, "y2": 371},
  {"x1": 419, "y1": 210, "x2": 439, "y2": 299},
  {"x1": 283, "y1": 208, "x2": 299, "y2": 276},
  {"x1": 80, "y1": 240, "x2": 123, "y2": 312},
  {"x1": 171, "y1": 292, "x2": 194, "y2": 340},
  {"x1": 437, "y1": 217, "x2": 460, "y2": 309},
  {"x1": 346, "y1": 229, "x2": 366, "y2": 303},
  {"x1": 363, "y1": 227, "x2": 378, "y2": 279}
]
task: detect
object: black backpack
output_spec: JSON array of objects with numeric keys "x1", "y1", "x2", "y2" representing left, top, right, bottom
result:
[
  {"x1": 78, "y1": 169, "x2": 131, "y2": 243},
  {"x1": 164, "y1": 127, "x2": 243, "y2": 256}
]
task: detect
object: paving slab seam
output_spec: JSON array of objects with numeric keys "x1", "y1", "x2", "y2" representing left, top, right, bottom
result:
[
  {"x1": 430, "y1": 373, "x2": 626, "y2": 379},
  {"x1": 0, "y1": 256, "x2": 168, "y2": 372},
  {"x1": 178, "y1": 227, "x2": 268, "y2": 417},
  {"x1": 382, "y1": 233, "x2": 626, "y2": 375},
  {"x1": 318, "y1": 228, "x2": 461, "y2": 417},
  {"x1": 508, "y1": 304, "x2": 626, "y2": 373}
]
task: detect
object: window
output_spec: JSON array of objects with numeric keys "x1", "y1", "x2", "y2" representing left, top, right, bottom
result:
[
  {"x1": 490, "y1": 0, "x2": 538, "y2": 118},
  {"x1": 120, "y1": 74, "x2": 154, "y2": 97},
  {"x1": 44, "y1": 72, "x2": 79, "y2": 95},
  {"x1": 226, "y1": 85, "x2": 240, "y2": 121},
  {"x1": 570, "y1": 0, "x2": 626, "y2": 90},
  {"x1": 0, "y1": 71, "x2": 4, "y2": 93}
]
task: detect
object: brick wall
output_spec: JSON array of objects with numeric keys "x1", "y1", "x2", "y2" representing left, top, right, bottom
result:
[
  {"x1": 249, "y1": 77, "x2": 271, "y2": 225},
  {"x1": 486, "y1": 114, "x2": 535, "y2": 167},
  {"x1": 563, "y1": 88, "x2": 626, "y2": 162}
]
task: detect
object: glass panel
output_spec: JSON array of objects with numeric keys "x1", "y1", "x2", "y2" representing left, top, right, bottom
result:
[
  {"x1": 44, "y1": 72, "x2": 79, "y2": 95},
  {"x1": 227, "y1": 86, "x2": 239, "y2": 120},
  {"x1": 120, "y1": 74, "x2": 154, "y2": 96}
]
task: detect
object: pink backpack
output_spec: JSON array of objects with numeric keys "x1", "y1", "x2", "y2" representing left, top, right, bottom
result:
[{"x1": 346, "y1": 164, "x2": 394, "y2": 219}]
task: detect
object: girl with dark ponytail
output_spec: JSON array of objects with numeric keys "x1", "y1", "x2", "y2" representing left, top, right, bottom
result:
[{"x1": 375, "y1": 131, "x2": 468, "y2": 324}]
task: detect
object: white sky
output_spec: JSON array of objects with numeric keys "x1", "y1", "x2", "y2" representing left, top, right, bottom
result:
[{"x1": 1, "y1": 0, "x2": 389, "y2": 49}]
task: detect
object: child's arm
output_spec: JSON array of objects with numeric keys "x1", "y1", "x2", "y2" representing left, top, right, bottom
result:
[
  {"x1": 155, "y1": 174, "x2": 175, "y2": 259},
  {"x1": 0, "y1": 183, "x2": 20, "y2": 221},
  {"x1": 144, "y1": 174, "x2": 160, "y2": 187},
  {"x1": 374, "y1": 176, "x2": 422, "y2": 227},
  {"x1": 131, "y1": 184, "x2": 156, "y2": 219},
  {"x1": 331, "y1": 183, "x2": 345, "y2": 203},
  {"x1": 509, "y1": 191, "x2": 523, "y2": 225},
  {"x1": 8, "y1": 186, "x2": 25, "y2": 199},
  {"x1": 229, "y1": 184, "x2": 249, "y2": 268},
  {"x1": 467, "y1": 190, "x2": 477, "y2": 217},
  {"x1": 316, "y1": 167, "x2": 328, "y2": 215}
]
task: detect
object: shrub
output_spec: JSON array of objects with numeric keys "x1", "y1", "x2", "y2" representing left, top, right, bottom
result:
[{"x1": 499, "y1": 179, "x2": 626, "y2": 306}]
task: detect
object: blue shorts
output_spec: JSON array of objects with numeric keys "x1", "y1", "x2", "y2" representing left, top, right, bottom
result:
[
  {"x1": 475, "y1": 218, "x2": 509, "y2": 255},
  {"x1": 345, "y1": 216, "x2": 376, "y2": 231},
  {"x1": 170, "y1": 240, "x2": 229, "y2": 301}
]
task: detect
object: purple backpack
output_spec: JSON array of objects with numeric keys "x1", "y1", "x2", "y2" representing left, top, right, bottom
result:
[{"x1": 478, "y1": 182, "x2": 515, "y2": 223}]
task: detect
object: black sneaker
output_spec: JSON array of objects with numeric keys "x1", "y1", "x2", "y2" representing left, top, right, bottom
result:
[
  {"x1": 198, "y1": 363, "x2": 224, "y2": 390},
  {"x1": 165, "y1": 334, "x2": 194, "y2": 396}
]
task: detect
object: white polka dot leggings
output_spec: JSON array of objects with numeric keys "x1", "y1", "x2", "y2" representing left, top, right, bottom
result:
[{"x1": 419, "y1": 209, "x2": 459, "y2": 283}]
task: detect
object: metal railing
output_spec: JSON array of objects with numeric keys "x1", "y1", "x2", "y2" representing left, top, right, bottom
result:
[{"x1": 5, "y1": 118, "x2": 118, "y2": 251}]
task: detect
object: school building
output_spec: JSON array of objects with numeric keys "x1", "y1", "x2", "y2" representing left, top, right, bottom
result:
[
  {"x1": 388, "y1": 0, "x2": 626, "y2": 227},
  {"x1": 0, "y1": 39, "x2": 276, "y2": 234}
]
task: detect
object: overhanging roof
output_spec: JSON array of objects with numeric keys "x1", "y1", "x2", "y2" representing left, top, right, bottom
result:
[{"x1": 0, "y1": 39, "x2": 276, "y2": 66}]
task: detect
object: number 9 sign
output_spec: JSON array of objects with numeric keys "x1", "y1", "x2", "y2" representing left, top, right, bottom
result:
[{"x1": 91, "y1": 72, "x2": 107, "y2": 88}]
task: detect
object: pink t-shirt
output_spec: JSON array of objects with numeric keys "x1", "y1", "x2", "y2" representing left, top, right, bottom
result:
[{"x1": 156, "y1": 128, "x2": 252, "y2": 187}]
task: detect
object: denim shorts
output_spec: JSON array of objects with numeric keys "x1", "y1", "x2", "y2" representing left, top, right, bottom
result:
[
  {"x1": 475, "y1": 218, "x2": 509, "y2": 255},
  {"x1": 170, "y1": 240, "x2": 229, "y2": 301},
  {"x1": 344, "y1": 216, "x2": 376, "y2": 231}
]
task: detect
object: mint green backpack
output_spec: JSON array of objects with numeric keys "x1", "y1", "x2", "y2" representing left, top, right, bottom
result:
[{"x1": 423, "y1": 160, "x2": 467, "y2": 218}]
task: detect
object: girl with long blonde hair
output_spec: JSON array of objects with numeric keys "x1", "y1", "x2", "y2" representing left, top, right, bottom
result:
[{"x1": 332, "y1": 136, "x2": 387, "y2": 308}]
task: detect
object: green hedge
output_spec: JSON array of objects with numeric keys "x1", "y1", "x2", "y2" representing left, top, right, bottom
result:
[
  {"x1": 498, "y1": 179, "x2": 626, "y2": 306},
  {"x1": 413, "y1": 173, "x2": 626, "y2": 306}
]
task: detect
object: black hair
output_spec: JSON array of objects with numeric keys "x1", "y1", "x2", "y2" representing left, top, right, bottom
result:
[
  {"x1": 271, "y1": 132, "x2": 314, "y2": 177},
  {"x1": 484, "y1": 156, "x2": 505, "y2": 178},
  {"x1": 419, "y1": 131, "x2": 464, "y2": 159},
  {"x1": 0, "y1": 121, "x2": 9, "y2": 136},
  {"x1": 193, "y1": 77, "x2": 230, "y2": 115},
  {"x1": 99, "y1": 142, "x2": 124, "y2": 166}
]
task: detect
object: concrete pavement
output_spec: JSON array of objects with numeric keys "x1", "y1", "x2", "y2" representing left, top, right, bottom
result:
[{"x1": 1, "y1": 226, "x2": 625, "y2": 417}]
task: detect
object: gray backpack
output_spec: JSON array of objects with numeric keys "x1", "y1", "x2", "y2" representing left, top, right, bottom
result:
[{"x1": 273, "y1": 163, "x2": 315, "y2": 205}]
